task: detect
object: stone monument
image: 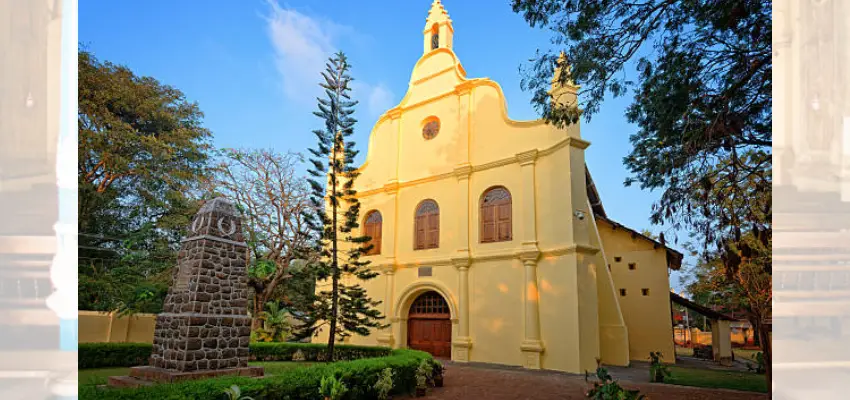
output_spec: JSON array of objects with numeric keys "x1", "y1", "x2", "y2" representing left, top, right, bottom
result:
[{"x1": 109, "y1": 198, "x2": 263, "y2": 387}]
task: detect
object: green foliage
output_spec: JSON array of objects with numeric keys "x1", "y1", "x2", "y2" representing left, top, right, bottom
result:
[
  {"x1": 255, "y1": 302, "x2": 292, "y2": 343},
  {"x1": 585, "y1": 367, "x2": 645, "y2": 400},
  {"x1": 415, "y1": 359, "x2": 433, "y2": 389},
  {"x1": 78, "y1": 49, "x2": 212, "y2": 314},
  {"x1": 648, "y1": 352, "x2": 671, "y2": 383},
  {"x1": 511, "y1": 0, "x2": 772, "y2": 262},
  {"x1": 79, "y1": 343, "x2": 152, "y2": 369},
  {"x1": 747, "y1": 352, "x2": 765, "y2": 374},
  {"x1": 223, "y1": 385, "x2": 255, "y2": 400},
  {"x1": 297, "y1": 51, "x2": 385, "y2": 357},
  {"x1": 249, "y1": 343, "x2": 392, "y2": 362},
  {"x1": 373, "y1": 368, "x2": 395, "y2": 400},
  {"x1": 78, "y1": 349, "x2": 431, "y2": 400},
  {"x1": 319, "y1": 375, "x2": 348, "y2": 400},
  {"x1": 78, "y1": 342, "x2": 393, "y2": 369}
]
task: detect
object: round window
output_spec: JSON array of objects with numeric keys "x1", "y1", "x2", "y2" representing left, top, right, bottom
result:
[{"x1": 422, "y1": 118, "x2": 440, "y2": 140}]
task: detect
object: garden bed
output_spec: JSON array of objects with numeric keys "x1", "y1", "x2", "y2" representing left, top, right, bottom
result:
[{"x1": 79, "y1": 342, "x2": 431, "y2": 400}]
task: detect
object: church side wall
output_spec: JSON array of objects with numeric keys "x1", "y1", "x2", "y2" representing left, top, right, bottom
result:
[{"x1": 596, "y1": 224, "x2": 676, "y2": 363}]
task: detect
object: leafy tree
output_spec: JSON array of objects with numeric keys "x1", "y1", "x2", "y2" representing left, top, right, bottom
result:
[
  {"x1": 512, "y1": 1, "x2": 772, "y2": 391},
  {"x1": 297, "y1": 51, "x2": 385, "y2": 359},
  {"x1": 209, "y1": 148, "x2": 314, "y2": 328},
  {"x1": 78, "y1": 49, "x2": 212, "y2": 313}
]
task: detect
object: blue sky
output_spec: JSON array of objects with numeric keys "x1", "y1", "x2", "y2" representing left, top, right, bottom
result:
[{"x1": 80, "y1": 0, "x2": 688, "y2": 289}]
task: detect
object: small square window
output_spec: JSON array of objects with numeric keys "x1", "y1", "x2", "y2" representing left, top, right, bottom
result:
[
  {"x1": 619, "y1": 289, "x2": 627, "y2": 296},
  {"x1": 629, "y1": 263, "x2": 637, "y2": 270},
  {"x1": 418, "y1": 266, "x2": 433, "y2": 277},
  {"x1": 642, "y1": 288, "x2": 650, "y2": 296},
  {"x1": 614, "y1": 256, "x2": 622, "y2": 262}
]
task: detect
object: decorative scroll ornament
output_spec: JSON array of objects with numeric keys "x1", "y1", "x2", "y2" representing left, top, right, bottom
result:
[{"x1": 218, "y1": 217, "x2": 237, "y2": 237}]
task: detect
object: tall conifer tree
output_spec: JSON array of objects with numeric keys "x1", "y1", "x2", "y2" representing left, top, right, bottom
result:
[{"x1": 299, "y1": 51, "x2": 384, "y2": 360}]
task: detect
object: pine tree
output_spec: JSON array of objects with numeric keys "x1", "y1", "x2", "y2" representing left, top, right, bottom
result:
[{"x1": 299, "y1": 51, "x2": 385, "y2": 360}]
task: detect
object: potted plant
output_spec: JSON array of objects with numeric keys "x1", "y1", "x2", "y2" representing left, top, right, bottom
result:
[
  {"x1": 374, "y1": 368, "x2": 395, "y2": 400},
  {"x1": 415, "y1": 373, "x2": 428, "y2": 397},
  {"x1": 415, "y1": 360, "x2": 432, "y2": 397},
  {"x1": 648, "y1": 352, "x2": 671, "y2": 383},
  {"x1": 319, "y1": 375, "x2": 348, "y2": 400},
  {"x1": 430, "y1": 359, "x2": 444, "y2": 387}
]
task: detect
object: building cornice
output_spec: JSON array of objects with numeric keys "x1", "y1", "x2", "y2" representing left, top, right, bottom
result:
[{"x1": 356, "y1": 136, "x2": 589, "y2": 198}]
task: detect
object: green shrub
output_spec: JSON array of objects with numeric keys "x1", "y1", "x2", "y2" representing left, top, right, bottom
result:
[
  {"x1": 249, "y1": 342, "x2": 392, "y2": 362},
  {"x1": 78, "y1": 349, "x2": 431, "y2": 400},
  {"x1": 79, "y1": 343, "x2": 152, "y2": 369},
  {"x1": 78, "y1": 342, "x2": 392, "y2": 370},
  {"x1": 585, "y1": 367, "x2": 645, "y2": 400},
  {"x1": 373, "y1": 368, "x2": 394, "y2": 400},
  {"x1": 319, "y1": 375, "x2": 348, "y2": 400},
  {"x1": 648, "y1": 351, "x2": 670, "y2": 383}
]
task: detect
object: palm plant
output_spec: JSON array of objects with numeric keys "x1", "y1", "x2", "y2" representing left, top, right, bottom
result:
[{"x1": 255, "y1": 301, "x2": 291, "y2": 342}]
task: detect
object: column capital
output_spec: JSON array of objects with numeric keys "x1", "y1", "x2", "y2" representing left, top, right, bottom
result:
[
  {"x1": 454, "y1": 81, "x2": 476, "y2": 96},
  {"x1": 374, "y1": 263, "x2": 396, "y2": 274},
  {"x1": 453, "y1": 163, "x2": 473, "y2": 180},
  {"x1": 516, "y1": 149, "x2": 539, "y2": 166},
  {"x1": 516, "y1": 246, "x2": 541, "y2": 263},
  {"x1": 451, "y1": 257, "x2": 471, "y2": 270},
  {"x1": 387, "y1": 107, "x2": 403, "y2": 120},
  {"x1": 383, "y1": 180, "x2": 400, "y2": 194}
]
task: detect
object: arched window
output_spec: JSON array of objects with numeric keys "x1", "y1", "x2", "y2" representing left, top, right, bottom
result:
[
  {"x1": 431, "y1": 24, "x2": 439, "y2": 50},
  {"x1": 480, "y1": 187, "x2": 512, "y2": 243},
  {"x1": 414, "y1": 200, "x2": 440, "y2": 250},
  {"x1": 364, "y1": 211, "x2": 382, "y2": 255}
]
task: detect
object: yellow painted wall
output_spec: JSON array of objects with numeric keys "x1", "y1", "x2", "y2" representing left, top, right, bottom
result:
[
  {"x1": 311, "y1": 1, "x2": 668, "y2": 374},
  {"x1": 596, "y1": 220, "x2": 676, "y2": 363},
  {"x1": 78, "y1": 311, "x2": 157, "y2": 343}
]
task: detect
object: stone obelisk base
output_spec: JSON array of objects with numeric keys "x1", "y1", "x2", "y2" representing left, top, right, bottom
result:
[{"x1": 108, "y1": 366, "x2": 264, "y2": 388}]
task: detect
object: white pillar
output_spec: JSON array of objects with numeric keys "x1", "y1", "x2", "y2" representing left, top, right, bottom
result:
[
  {"x1": 378, "y1": 268, "x2": 395, "y2": 347},
  {"x1": 451, "y1": 258, "x2": 472, "y2": 362},
  {"x1": 516, "y1": 150, "x2": 544, "y2": 369}
]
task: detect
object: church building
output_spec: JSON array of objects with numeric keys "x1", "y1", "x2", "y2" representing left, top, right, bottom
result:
[{"x1": 313, "y1": 1, "x2": 683, "y2": 374}]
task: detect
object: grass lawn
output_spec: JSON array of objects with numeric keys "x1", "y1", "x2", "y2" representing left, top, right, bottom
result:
[
  {"x1": 79, "y1": 362, "x2": 314, "y2": 387},
  {"x1": 665, "y1": 366, "x2": 768, "y2": 393},
  {"x1": 676, "y1": 347, "x2": 762, "y2": 362}
]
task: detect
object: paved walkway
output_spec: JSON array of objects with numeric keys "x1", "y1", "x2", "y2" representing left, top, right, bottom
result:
[{"x1": 414, "y1": 362, "x2": 767, "y2": 400}]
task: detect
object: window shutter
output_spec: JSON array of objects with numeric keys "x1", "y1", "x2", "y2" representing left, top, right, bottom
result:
[
  {"x1": 374, "y1": 222, "x2": 382, "y2": 254},
  {"x1": 497, "y1": 202, "x2": 512, "y2": 241},
  {"x1": 427, "y1": 213, "x2": 439, "y2": 248},
  {"x1": 415, "y1": 215, "x2": 426, "y2": 250},
  {"x1": 481, "y1": 204, "x2": 496, "y2": 242}
]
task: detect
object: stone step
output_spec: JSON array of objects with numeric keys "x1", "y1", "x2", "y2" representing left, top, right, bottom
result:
[{"x1": 107, "y1": 375, "x2": 154, "y2": 388}]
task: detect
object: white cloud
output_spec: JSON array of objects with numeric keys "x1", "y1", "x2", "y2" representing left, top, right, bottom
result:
[
  {"x1": 263, "y1": 0, "x2": 393, "y2": 117},
  {"x1": 351, "y1": 81, "x2": 395, "y2": 119}
]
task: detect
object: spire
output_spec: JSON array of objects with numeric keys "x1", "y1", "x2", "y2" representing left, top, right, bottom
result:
[
  {"x1": 550, "y1": 51, "x2": 579, "y2": 108},
  {"x1": 425, "y1": 0, "x2": 451, "y2": 26},
  {"x1": 423, "y1": 0, "x2": 453, "y2": 54}
]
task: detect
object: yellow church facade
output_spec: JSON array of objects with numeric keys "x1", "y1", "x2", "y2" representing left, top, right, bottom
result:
[{"x1": 314, "y1": 1, "x2": 682, "y2": 374}]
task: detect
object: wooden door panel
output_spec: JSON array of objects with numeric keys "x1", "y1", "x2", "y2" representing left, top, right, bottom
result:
[{"x1": 408, "y1": 318, "x2": 451, "y2": 359}]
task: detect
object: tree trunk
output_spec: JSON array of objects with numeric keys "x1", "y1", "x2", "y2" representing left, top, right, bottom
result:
[
  {"x1": 755, "y1": 319, "x2": 771, "y2": 397},
  {"x1": 327, "y1": 135, "x2": 340, "y2": 362},
  {"x1": 252, "y1": 293, "x2": 267, "y2": 330}
]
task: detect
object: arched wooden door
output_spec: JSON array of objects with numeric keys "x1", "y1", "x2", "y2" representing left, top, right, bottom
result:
[{"x1": 407, "y1": 291, "x2": 452, "y2": 359}]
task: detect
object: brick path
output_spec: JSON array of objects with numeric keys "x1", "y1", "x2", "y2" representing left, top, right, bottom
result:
[{"x1": 415, "y1": 362, "x2": 768, "y2": 400}]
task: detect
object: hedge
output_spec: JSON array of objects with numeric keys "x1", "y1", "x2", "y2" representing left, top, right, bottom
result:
[
  {"x1": 250, "y1": 342, "x2": 392, "y2": 362},
  {"x1": 79, "y1": 343, "x2": 153, "y2": 369},
  {"x1": 79, "y1": 342, "x2": 392, "y2": 369},
  {"x1": 79, "y1": 348, "x2": 432, "y2": 400}
]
